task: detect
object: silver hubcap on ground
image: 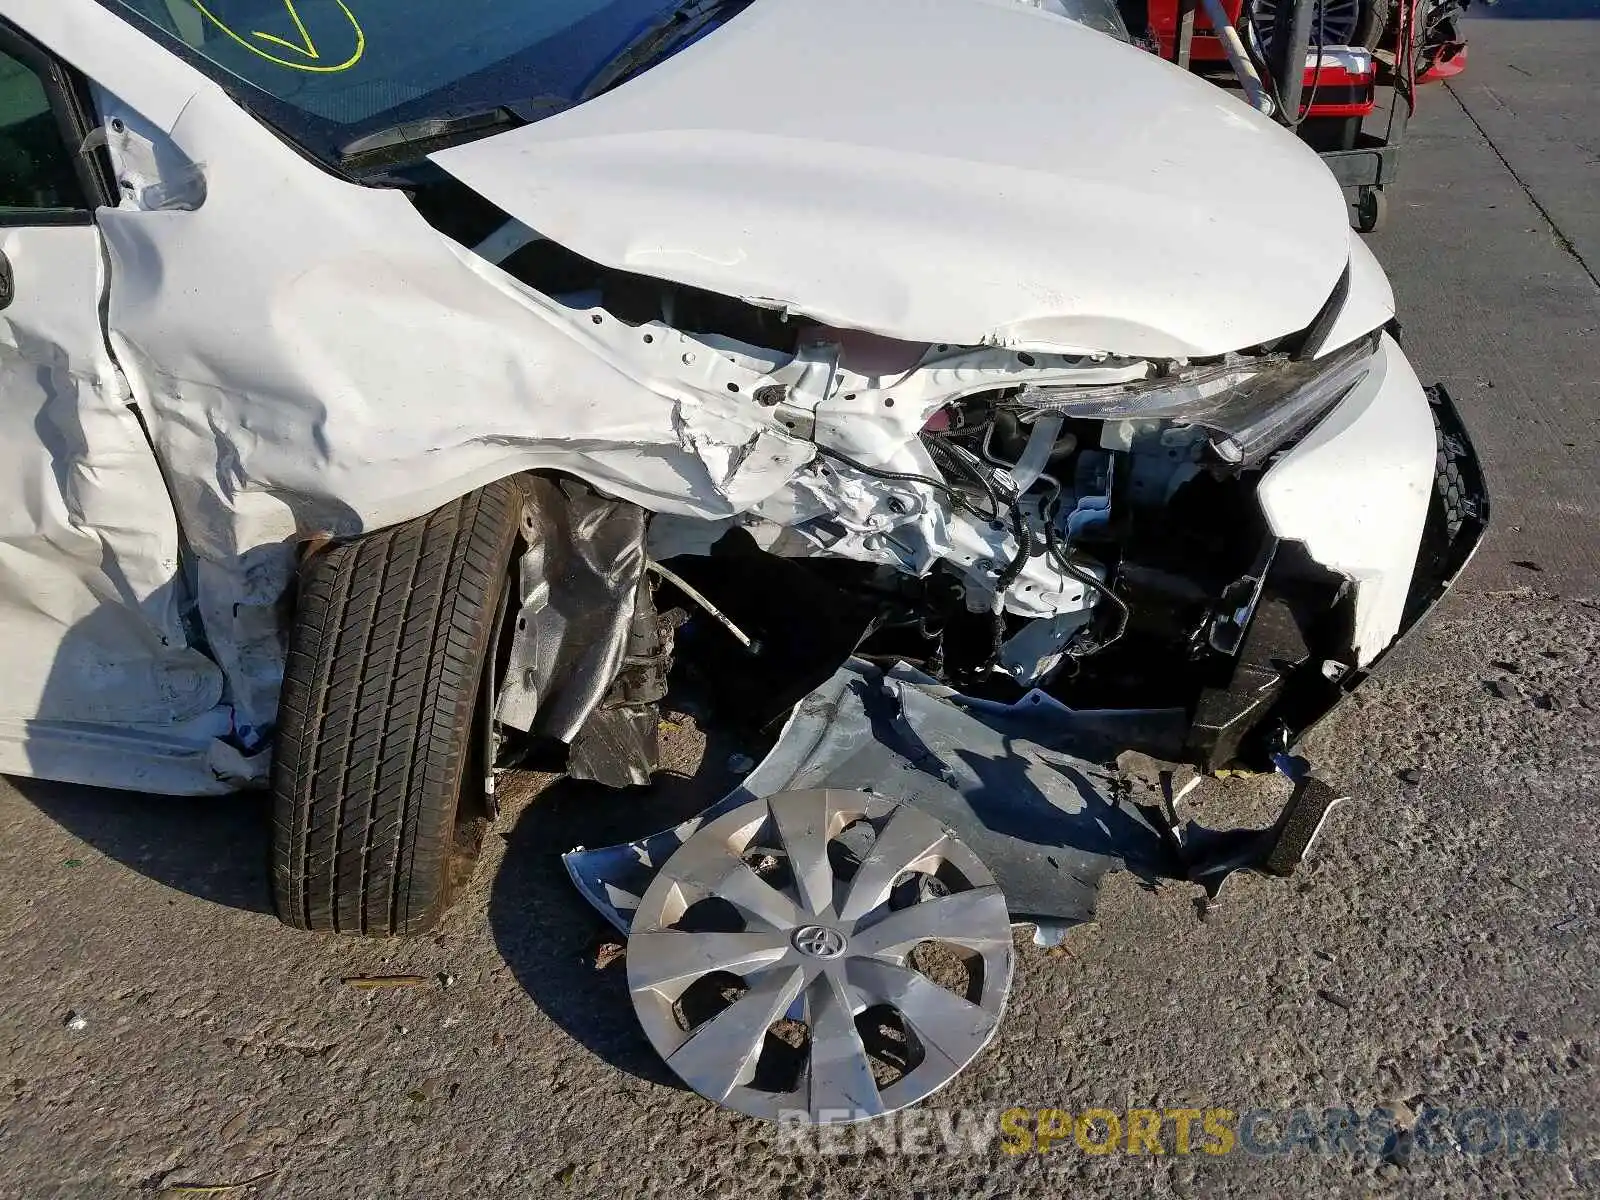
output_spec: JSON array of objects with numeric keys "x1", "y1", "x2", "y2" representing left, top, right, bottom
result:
[{"x1": 627, "y1": 790, "x2": 1014, "y2": 1123}]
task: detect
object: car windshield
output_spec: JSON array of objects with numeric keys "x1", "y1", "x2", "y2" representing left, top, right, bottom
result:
[{"x1": 95, "y1": 0, "x2": 719, "y2": 167}]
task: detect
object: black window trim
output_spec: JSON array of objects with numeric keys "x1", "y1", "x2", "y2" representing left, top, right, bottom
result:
[{"x1": 0, "y1": 19, "x2": 118, "y2": 227}]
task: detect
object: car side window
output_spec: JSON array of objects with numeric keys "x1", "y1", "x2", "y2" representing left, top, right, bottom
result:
[{"x1": 0, "y1": 47, "x2": 89, "y2": 220}]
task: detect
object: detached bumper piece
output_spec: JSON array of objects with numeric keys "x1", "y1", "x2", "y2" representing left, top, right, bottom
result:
[
  {"x1": 567, "y1": 661, "x2": 1356, "y2": 943},
  {"x1": 568, "y1": 661, "x2": 1177, "y2": 942}
]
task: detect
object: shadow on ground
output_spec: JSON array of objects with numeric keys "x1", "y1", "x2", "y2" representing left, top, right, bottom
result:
[
  {"x1": 10, "y1": 776, "x2": 274, "y2": 914},
  {"x1": 486, "y1": 715, "x2": 758, "y2": 1088}
]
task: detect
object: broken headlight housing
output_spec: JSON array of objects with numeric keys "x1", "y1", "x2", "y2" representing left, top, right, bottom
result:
[{"x1": 1008, "y1": 336, "x2": 1376, "y2": 467}]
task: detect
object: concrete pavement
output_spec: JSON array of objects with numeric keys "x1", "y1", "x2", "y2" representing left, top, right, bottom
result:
[{"x1": 1368, "y1": 0, "x2": 1600, "y2": 595}]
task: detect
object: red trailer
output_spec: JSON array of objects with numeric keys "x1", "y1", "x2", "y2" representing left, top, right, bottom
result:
[{"x1": 1129, "y1": 0, "x2": 1470, "y2": 229}]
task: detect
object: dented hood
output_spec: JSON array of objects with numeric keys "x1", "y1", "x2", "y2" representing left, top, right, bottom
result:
[{"x1": 432, "y1": 0, "x2": 1351, "y2": 358}]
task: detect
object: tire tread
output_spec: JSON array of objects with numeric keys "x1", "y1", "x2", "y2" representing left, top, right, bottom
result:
[{"x1": 270, "y1": 479, "x2": 522, "y2": 936}]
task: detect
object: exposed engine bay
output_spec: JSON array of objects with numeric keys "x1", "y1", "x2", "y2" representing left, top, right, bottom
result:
[{"x1": 413, "y1": 181, "x2": 1444, "y2": 781}]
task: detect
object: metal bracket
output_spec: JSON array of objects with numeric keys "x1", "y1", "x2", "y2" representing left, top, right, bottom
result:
[{"x1": 1175, "y1": 0, "x2": 1197, "y2": 68}]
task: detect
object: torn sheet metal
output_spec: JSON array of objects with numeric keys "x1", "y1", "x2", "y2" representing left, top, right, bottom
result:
[
  {"x1": 59, "y1": 30, "x2": 1141, "y2": 775},
  {"x1": 6, "y1": 3, "x2": 1121, "y2": 784},
  {"x1": 432, "y1": 0, "x2": 1349, "y2": 359},
  {"x1": 566, "y1": 660, "x2": 1193, "y2": 943},
  {"x1": 566, "y1": 570, "x2": 678, "y2": 789},
  {"x1": 69, "y1": 31, "x2": 818, "y2": 751},
  {"x1": 0, "y1": 219, "x2": 233, "y2": 790}
]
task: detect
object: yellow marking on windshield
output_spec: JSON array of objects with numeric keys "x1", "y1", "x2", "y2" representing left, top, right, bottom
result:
[
  {"x1": 187, "y1": 0, "x2": 366, "y2": 73},
  {"x1": 250, "y1": 0, "x2": 320, "y2": 58}
]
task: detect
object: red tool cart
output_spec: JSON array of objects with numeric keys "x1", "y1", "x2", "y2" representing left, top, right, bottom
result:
[{"x1": 1133, "y1": 0, "x2": 1471, "y2": 231}]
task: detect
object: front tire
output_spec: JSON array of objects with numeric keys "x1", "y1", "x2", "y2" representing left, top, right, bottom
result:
[{"x1": 270, "y1": 479, "x2": 524, "y2": 936}]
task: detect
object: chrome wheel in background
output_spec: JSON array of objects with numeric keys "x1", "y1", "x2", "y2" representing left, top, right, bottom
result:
[{"x1": 1252, "y1": 0, "x2": 1379, "y2": 48}]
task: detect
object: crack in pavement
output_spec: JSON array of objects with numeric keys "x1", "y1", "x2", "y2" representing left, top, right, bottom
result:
[{"x1": 1445, "y1": 78, "x2": 1600, "y2": 292}]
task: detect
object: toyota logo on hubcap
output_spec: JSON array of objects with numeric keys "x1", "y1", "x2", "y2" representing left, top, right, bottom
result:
[{"x1": 793, "y1": 924, "x2": 847, "y2": 959}]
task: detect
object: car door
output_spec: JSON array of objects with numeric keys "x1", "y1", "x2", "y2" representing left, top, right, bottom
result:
[{"x1": 0, "y1": 21, "x2": 224, "y2": 777}]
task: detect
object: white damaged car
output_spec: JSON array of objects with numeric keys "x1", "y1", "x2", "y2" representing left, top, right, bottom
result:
[{"x1": 0, "y1": 0, "x2": 1484, "y2": 934}]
